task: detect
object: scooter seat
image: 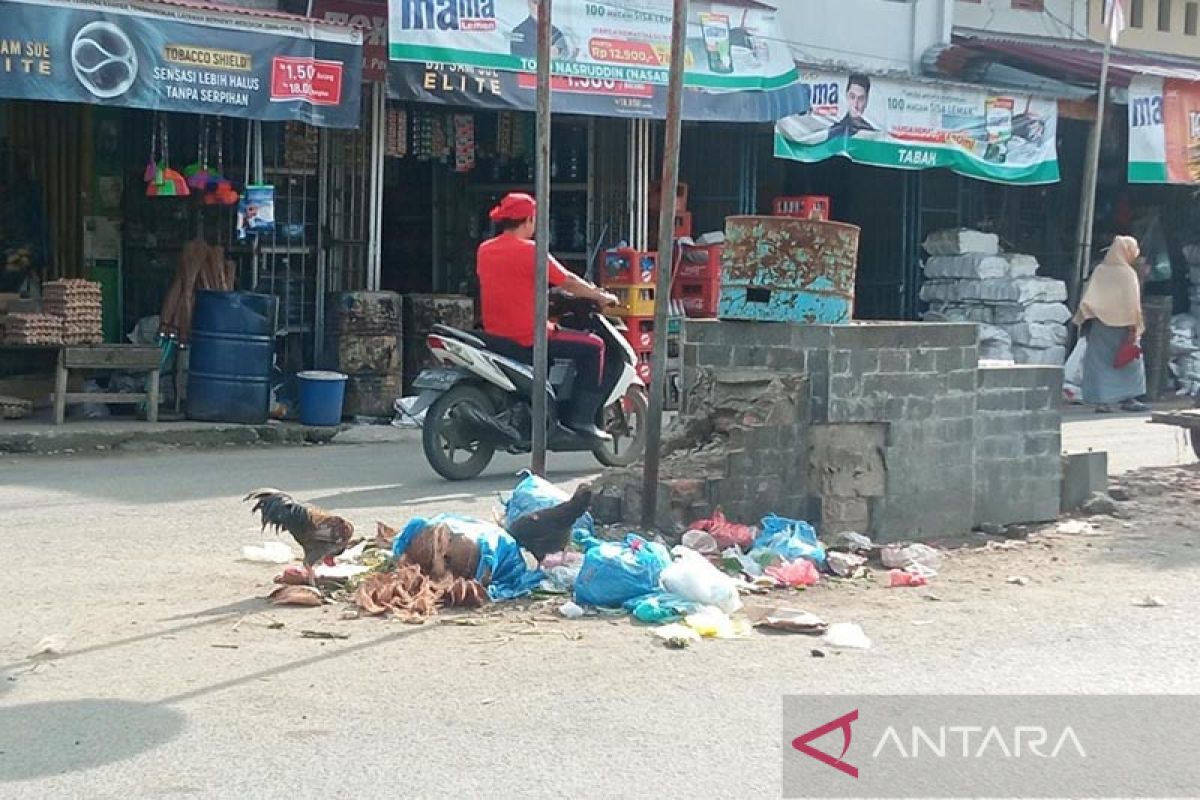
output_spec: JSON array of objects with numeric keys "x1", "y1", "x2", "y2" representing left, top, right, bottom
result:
[{"x1": 431, "y1": 324, "x2": 487, "y2": 350}]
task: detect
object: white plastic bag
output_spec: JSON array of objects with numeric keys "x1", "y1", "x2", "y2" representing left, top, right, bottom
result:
[
  {"x1": 241, "y1": 541, "x2": 294, "y2": 564},
  {"x1": 1064, "y1": 338, "x2": 1087, "y2": 388},
  {"x1": 662, "y1": 548, "x2": 743, "y2": 614}
]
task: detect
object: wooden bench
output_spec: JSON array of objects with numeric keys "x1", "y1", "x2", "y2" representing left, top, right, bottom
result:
[{"x1": 54, "y1": 345, "x2": 161, "y2": 425}]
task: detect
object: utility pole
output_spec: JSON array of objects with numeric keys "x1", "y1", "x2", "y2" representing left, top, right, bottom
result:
[
  {"x1": 531, "y1": 0, "x2": 553, "y2": 476},
  {"x1": 1073, "y1": 14, "x2": 1117, "y2": 305},
  {"x1": 641, "y1": 0, "x2": 689, "y2": 529}
]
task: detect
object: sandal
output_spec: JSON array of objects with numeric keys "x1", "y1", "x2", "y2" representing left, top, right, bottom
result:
[
  {"x1": 1120, "y1": 400, "x2": 1149, "y2": 413},
  {"x1": 1094, "y1": 404, "x2": 1115, "y2": 414}
]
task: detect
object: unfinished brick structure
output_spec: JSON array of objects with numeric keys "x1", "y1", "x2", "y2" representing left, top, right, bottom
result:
[{"x1": 596, "y1": 320, "x2": 1063, "y2": 542}]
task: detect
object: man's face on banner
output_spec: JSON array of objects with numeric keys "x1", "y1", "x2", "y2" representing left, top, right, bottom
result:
[{"x1": 847, "y1": 82, "x2": 869, "y2": 120}]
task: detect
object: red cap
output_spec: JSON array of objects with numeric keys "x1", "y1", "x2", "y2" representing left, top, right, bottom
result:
[{"x1": 489, "y1": 192, "x2": 536, "y2": 223}]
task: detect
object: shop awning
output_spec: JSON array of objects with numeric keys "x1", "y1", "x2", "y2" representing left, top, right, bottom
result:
[
  {"x1": 0, "y1": 0, "x2": 365, "y2": 128},
  {"x1": 927, "y1": 30, "x2": 1200, "y2": 90},
  {"x1": 384, "y1": 0, "x2": 809, "y2": 122}
]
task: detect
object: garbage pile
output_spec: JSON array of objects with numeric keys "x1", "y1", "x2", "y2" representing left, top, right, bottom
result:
[
  {"x1": 919, "y1": 228, "x2": 1070, "y2": 366},
  {"x1": 246, "y1": 475, "x2": 946, "y2": 649}
]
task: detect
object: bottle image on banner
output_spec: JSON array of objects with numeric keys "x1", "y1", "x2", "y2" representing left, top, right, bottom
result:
[
  {"x1": 984, "y1": 97, "x2": 1014, "y2": 164},
  {"x1": 700, "y1": 13, "x2": 734, "y2": 75}
]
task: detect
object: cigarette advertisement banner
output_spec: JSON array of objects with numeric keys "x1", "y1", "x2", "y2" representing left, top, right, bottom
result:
[
  {"x1": 0, "y1": 0, "x2": 364, "y2": 129},
  {"x1": 386, "y1": 0, "x2": 807, "y2": 120},
  {"x1": 774, "y1": 70, "x2": 1060, "y2": 185},
  {"x1": 1128, "y1": 75, "x2": 1200, "y2": 184}
]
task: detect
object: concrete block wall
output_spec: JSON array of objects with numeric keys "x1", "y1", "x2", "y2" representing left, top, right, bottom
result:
[
  {"x1": 684, "y1": 321, "x2": 1065, "y2": 541},
  {"x1": 975, "y1": 366, "x2": 1064, "y2": 526}
]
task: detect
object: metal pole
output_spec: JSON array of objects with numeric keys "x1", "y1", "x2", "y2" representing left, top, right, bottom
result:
[
  {"x1": 641, "y1": 0, "x2": 688, "y2": 530},
  {"x1": 531, "y1": 0, "x2": 554, "y2": 476},
  {"x1": 1073, "y1": 39, "x2": 1113, "y2": 306}
]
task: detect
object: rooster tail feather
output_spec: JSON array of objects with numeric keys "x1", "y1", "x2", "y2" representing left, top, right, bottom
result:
[{"x1": 243, "y1": 489, "x2": 312, "y2": 535}]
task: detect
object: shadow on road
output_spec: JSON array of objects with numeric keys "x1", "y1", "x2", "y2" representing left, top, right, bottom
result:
[{"x1": 0, "y1": 699, "x2": 185, "y2": 782}]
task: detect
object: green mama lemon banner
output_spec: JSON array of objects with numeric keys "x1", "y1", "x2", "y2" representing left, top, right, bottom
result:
[
  {"x1": 775, "y1": 70, "x2": 1060, "y2": 185},
  {"x1": 387, "y1": 0, "x2": 798, "y2": 92}
]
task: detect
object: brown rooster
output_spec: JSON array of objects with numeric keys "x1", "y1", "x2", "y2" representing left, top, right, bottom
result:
[
  {"x1": 244, "y1": 488, "x2": 355, "y2": 585},
  {"x1": 507, "y1": 483, "x2": 593, "y2": 562}
]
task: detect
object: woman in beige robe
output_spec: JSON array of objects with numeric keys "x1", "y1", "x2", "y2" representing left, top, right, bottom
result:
[{"x1": 1072, "y1": 235, "x2": 1147, "y2": 413}]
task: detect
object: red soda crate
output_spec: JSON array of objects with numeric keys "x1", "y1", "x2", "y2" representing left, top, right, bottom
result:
[
  {"x1": 619, "y1": 316, "x2": 656, "y2": 350},
  {"x1": 674, "y1": 211, "x2": 693, "y2": 238},
  {"x1": 676, "y1": 243, "x2": 722, "y2": 281},
  {"x1": 671, "y1": 275, "x2": 720, "y2": 318},
  {"x1": 600, "y1": 248, "x2": 657, "y2": 286},
  {"x1": 635, "y1": 348, "x2": 653, "y2": 384},
  {"x1": 772, "y1": 195, "x2": 831, "y2": 220}
]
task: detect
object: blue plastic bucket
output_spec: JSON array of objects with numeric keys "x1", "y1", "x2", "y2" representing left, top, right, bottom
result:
[{"x1": 297, "y1": 371, "x2": 347, "y2": 426}]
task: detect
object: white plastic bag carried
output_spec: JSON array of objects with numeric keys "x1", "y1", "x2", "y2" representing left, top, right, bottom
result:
[
  {"x1": 1064, "y1": 338, "x2": 1087, "y2": 387},
  {"x1": 662, "y1": 547, "x2": 743, "y2": 614}
]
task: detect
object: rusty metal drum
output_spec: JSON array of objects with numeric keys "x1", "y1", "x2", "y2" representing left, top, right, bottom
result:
[{"x1": 718, "y1": 216, "x2": 860, "y2": 324}]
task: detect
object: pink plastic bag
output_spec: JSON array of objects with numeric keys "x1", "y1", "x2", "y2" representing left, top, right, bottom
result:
[
  {"x1": 887, "y1": 569, "x2": 928, "y2": 588},
  {"x1": 765, "y1": 559, "x2": 820, "y2": 588},
  {"x1": 693, "y1": 507, "x2": 756, "y2": 550}
]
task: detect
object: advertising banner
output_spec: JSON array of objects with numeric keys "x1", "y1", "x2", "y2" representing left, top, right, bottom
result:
[
  {"x1": 385, "y1": 0, "x2": 808, "y2": 121},
  {"x1": 775, "y1": 70, "x2": 1060, "y2": 186},
  {"x1": 1128, "y1": 75, "x2": 1200, "y2": 184},
  {"x1": 0, "y1": 0, "x2": 364, "y2": 129},
  {"x1": 311, "y1": 0, "x2": 388, "y2": 82}
]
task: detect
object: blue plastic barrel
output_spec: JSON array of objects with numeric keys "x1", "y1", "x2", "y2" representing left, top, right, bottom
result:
[
  {"x1": 187, "y1": 291, "x2": 277, "y2": 424},
  {"x1": 297, "y1": 371, "x2": 347, "y2": 426}
]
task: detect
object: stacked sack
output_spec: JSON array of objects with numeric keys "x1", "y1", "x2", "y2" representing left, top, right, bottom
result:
[
  {"x1": 43, "y1": 279, "x2": 103, "y2": 345},
  {"x1": 3, "y1": 312, "x2": 63, "y2": 345},
  {"x1": 919, "y1": 229, "x2": 1071, "y2": 366},
  {"x1": 1168, "y1": 244, "x2": 1200, "y2": 396}
]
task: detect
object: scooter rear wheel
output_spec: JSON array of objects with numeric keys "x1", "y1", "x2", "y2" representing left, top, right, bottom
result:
[
  {"x1": 593, "y1": 386, "x2": 649, "y2": 468},
  {"x1": 423, "y1": 385, "x2": 497, "y2": 481}
]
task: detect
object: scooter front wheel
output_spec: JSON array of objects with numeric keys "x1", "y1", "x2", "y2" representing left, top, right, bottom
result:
[
  {"x1": 422, "y1": 385, "x2": 497, "y2": 481},
  {"x1": 593, "y1": 385, "x2": 649, "y2": 468}
]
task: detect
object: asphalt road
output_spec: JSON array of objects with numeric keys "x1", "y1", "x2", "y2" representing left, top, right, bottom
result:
[{"x1": 1, "y1": 431, "x2": 1198, "y2": 799}]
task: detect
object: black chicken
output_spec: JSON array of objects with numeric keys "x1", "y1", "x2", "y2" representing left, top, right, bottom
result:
[
  {"x1": 507, "y1": 483, "x2": 594, "y2": 562},
  {"x1": 244, "y1": 488, "x2": 355, "y2": 585}
]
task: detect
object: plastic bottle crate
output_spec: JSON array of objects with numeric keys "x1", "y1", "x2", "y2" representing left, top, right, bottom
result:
[
  {"x1": 671, "y1": 274, "x2": 720, "y2": 318},
  {"x1": 619, "y1": 316, "x2": 656, "y2": 349},
  {"x1": 600, "y1": 249, "x2": 657, "y2": 286},
  {"x1": 677, "y1": 243, "x2": 722, "y2": 281},
  {"x1": 772, "y1": 195, "x2": 831, "y2": 220},
  {"x1": 608, "y1": 283, "x2": 657, "y2": 317}
]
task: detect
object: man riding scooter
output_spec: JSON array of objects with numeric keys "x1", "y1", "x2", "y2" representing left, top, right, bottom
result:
[{"x1": 476, "y1": 192, "x2": 619, "y2": 440}]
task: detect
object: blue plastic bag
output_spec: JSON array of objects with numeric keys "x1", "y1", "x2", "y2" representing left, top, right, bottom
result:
[
  {"x1": 393, "y1": 513, "x2": 544, "y2": 601},
  {"x1": 753, "y1": 515, "x2": 827, "y2": 568},
  {"x1": 624, "y1": 591, "x2": 702, "y2": 624},
  {"x1": 503, "y1": 472, "x2": 594, "y2": 546},
  {"x1": 574, "y1": 534, "x2": 670, "y2": 608}
]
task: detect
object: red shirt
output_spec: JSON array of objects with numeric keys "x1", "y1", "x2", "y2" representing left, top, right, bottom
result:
[{"x1": 476, "y1": 234, "x2": 571, "y2": 347}]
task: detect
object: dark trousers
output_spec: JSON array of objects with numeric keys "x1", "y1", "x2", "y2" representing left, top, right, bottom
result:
[
  {"x1": 548, "y1": 328, "x2": 605, "y2": 396},
  {"x1": 486, "y1": 329, "x2": 606, "y2": 397}
]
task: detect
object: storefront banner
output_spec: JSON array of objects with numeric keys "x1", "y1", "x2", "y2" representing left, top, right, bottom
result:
[
  {"x1": 774, "y1": 70, "x2": 1060, "y2": 186},
  {"x1": 1128, "y1": 75, "x2": 1200, "y2": 184},
  {"x1": 386, "y1": 60, "x2": 807, "y2": 121},
  {"x1": 0, "y1": 0, "x2": 363, "y2": 129},
  {"x1": 312, "y1": 0, "x2": 387, "y2": 83},
  {"x1": 387, "y1": 0, "x2": 799, "y2": 93}
]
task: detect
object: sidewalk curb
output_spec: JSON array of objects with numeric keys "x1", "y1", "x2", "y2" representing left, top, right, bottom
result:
[{"x1": 0, "y1": 423, "x2": 344, "y2": 455}]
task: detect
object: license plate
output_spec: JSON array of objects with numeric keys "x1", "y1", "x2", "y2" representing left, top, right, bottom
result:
[{"x1": 412, "y1": 368, "x2": 463, "y2": 391}]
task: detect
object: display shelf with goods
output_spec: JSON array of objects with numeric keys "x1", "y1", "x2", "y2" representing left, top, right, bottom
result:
[{"x1": 381, "y1": 108, "x2": 595, "y2": 299}]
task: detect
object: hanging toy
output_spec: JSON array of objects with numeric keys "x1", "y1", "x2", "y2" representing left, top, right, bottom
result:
[
  {"x1": 202, "y1": 117, "x2": 239, "y2": 206},
  {"x1": 184, "y1": 117, "x2": 214, "y2": 191},
  {"x1": 146, "y1": 116, "x2": 190, "y2": 198}
]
